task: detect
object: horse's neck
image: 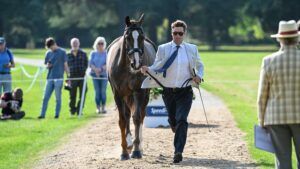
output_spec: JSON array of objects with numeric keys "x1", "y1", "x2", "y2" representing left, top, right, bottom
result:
[{"x1": 117, "y1": 37, "x2": 130, "y2": 68}]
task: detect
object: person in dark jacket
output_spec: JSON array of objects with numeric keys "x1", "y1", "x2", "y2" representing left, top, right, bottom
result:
[
  {"x1": 0, "y1": 88, "x2": 25, "y2": 120},
  {"x1": 67, "y1": 38, "x2": 88, "y2": 115}
]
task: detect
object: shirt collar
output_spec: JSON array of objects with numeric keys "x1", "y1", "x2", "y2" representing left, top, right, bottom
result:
[{"x1": 171, "y1": 41, "x2": 184, "y2": 49}]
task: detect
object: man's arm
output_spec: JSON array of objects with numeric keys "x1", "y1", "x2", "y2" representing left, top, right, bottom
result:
[
  {"x1": 141, "y1": 45, "x2": 164, "y2": 74},
  {"x1": 64, "y1": 61, "x2": 70, "y2": 77},
  {"x1": 64, "y1": 52, "x2": 70, "y2": 77},
  {"x1": 83, "y1": 52, "x2": 88, "y2": 71},
  {"x1": 195, "y1": 46, "x2": 204, "y2": 79},
  {"x1": 257, "y1": 58, "x2": 270, "y2": 127}
]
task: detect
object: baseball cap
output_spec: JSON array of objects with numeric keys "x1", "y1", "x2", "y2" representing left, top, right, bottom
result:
[{"x1": 0, "y1": 37, "x2": 5, "y2": 44}]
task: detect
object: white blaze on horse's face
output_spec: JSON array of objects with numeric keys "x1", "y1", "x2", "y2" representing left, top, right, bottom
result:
[{"x1": 132, "y1": 30, "x2": 140, "y2": 69}]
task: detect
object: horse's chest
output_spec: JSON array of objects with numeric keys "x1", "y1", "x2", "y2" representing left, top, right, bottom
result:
[{"x1": 110, "y1": 72, "x2": 143, "y2": 93}]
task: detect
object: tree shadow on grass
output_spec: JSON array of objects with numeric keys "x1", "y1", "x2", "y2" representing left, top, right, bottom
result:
[
  {"x1": 146, "y1": 154, "x2": 261, "y2": 168},
  {"x1": 155, "y1": 122, "x2": 219, "y2": 130},
  {"x1": 188, "y1": 122, "x2": 219, "y2": 129},
  {"x1": 174, "y1": 157, "x2": 258, "y2": 168}
]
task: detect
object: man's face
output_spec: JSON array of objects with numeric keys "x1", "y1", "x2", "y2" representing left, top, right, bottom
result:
[
  {"x1": 0, "y1": 43, "x2": 6, "y2": 51},
  {"x1": 71, "y1": 40, "x2": 80, "y2": 51},
  {"x1": 172, "y1": 27, "x2": 185, "y2": 45},
  {"x1": 49, "y1": 44, "x2": 57, "y2": 51}
]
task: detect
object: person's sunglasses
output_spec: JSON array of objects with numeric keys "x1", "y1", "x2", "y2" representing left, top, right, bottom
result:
[
  {"x1": 172, "y1": 32, "x2": 184, "y2": 36},
  {"x1": 98, "y1": 42, "x2": 104, "y2": 45}
]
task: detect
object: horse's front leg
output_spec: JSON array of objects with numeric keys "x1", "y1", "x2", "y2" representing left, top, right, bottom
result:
[
  {"x1": 115, "y1": 95, "x2": 131, "y2": 160},
  {"x1": 131, "y1": 91, "x2": 148, "y2": 159}
]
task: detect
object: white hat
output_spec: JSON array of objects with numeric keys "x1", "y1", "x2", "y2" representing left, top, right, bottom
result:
[{"x1": 271, "y1": 20, "x2": 300, "y2": 38}]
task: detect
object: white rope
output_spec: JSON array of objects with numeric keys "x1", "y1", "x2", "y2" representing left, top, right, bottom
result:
[
  {"x1": 0, "y1": 76, "x2": 108, "y2": 83},
  {"x1": 24, "y1": 67, "x2": 44, "y2": 93},
  {"x1": 78, "y1": 75, "x2": 88, "y2": 117},
  {"x1": 20, "y1": 64, "x2": 37, "y2": 78}
]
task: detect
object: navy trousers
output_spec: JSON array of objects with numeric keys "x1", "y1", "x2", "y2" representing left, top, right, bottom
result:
[{"x1": 162, "y1": 86, "x2": 193, "y2": 154}]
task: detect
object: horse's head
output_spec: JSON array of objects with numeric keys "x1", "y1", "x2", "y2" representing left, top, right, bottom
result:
[{"x1": 124, "y1": 14, "x2": 145, "y2": 70}]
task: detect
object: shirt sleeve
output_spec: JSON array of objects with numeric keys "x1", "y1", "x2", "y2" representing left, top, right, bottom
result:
[
  {"x1": 195, "y1": 46, "x2": 204, "y2": 78},
  {"x1": 6, "y1": 49, "x2": 14, "y2": 62},
  {"x1": 149, "y1": 45, "x2": 164, "y2": 71},
  {"x1": 63, "y1": 50, "x2": 68, "y2": 63},
  {"x1": 44, "y1": 51, "x2": 50, "y2": 65},
  {"x1": 83, "y1": 52, "x2": 88, "y2": 70},
  {"x1": 257, "y1": 58, "x2": 270, "y2": 125}
]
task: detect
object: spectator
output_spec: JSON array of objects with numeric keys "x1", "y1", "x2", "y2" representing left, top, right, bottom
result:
[
  {"x1": 67, "y1": 38, "x2": 88, "y2": 116},
  {"x1": 0, "y1": 37, "x2": 15, "y2": 95},
  {"x1": 0, "y1": 88, "x2": 25, "y2": 120},
  {"x1": 257, "y1": 20, "x2": 300, "y2": 169},
  {"x1": 38, "y1": 37, "x2": 70, "y2": 119},
  {"x1": 89, "y1": 37, "x2": 108, "y2": 114}
]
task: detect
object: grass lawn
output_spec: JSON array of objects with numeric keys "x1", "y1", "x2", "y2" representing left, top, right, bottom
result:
[
  {"x1": 3, "y1": 47, "x2": 297, "y2": 169},
  {"x1": 0, "y1": 64, "x2": 113, "y2": 169},
  {"x1": 200, "y1": 51, "x2": 297, "y2": 169}
]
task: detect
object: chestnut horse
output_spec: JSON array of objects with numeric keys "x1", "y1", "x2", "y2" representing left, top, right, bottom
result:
[{"x1": 107, "y1": 14, "x2": 156, "y2": 160}]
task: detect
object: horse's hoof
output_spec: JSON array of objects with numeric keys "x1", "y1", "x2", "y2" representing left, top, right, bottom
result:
[
  {"x1": 120, "y1": 153, "x2": 130, "y2": 161},
  {"x1": 131, "y1": 151, "x2": 142, "y2": 159}
]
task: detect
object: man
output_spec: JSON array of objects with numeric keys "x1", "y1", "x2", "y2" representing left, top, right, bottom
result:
[
  {"x1": 0, "y1": 88, "x2": 25, "y2": 120},
  {"x1": 141, "y1": 20, "x2": 204, "y2": 163},
  {"x1": 0, "y1": 37, "x2": 15, "y2": 95},
  {"x1": 257, "y1": 20, "x2": 300, "y2": 169},
  {"x1": 67, "y1": 38, "x2": 88, "y2": 115},
  {"x1": 38, "y1": 37, "x2": 70, "y2": 119}
]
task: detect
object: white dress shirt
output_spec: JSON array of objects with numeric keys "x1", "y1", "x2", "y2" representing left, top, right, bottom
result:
[{"x1": 163, "y1": 41, "x2": 192, "y2": 88}]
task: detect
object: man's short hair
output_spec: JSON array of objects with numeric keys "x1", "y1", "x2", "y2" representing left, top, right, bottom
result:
[
  {"x1": 13, "y1": 88, "x2": 23, "y2": 100},
  {"x1": 171, "y1": 20, "x2": 187, "y2": 32},
  {"x1": 45, "y1": 37, "x2": 56, "y2": 49}
]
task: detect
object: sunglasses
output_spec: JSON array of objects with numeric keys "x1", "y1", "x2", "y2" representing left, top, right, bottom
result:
[
  {"x1": 98, "y1": 42, "x2": 104, "y2": 45},
  {"x1": 172, "y1": 32, "x2": 184, "y2": 36}
]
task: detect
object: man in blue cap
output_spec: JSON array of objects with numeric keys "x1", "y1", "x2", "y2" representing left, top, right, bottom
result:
[{"x1": 0, "y1": 37, "x2": 15, "y2": 95}]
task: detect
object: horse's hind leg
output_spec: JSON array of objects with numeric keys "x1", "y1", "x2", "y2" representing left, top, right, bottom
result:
[{"x1": 115, "y1": 95, "x2": 130, "y2": 160}]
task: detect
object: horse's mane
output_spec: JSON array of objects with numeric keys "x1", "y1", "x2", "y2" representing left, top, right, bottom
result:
[
  {"x1": 145, "y1": 37, "x2": 157, "y2": 51},
  {"x1": 107, "y1": 36, "x2": 122, "y2": 53}
]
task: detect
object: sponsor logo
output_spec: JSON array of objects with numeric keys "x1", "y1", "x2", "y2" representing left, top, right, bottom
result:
[{"x1": 146, "y1": 106, "x2": 168, "y2": 116}]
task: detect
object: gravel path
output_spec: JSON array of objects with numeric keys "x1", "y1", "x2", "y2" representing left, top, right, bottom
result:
[{"x1": 33, "y1": 88, "x2": 258, "y2": 169}]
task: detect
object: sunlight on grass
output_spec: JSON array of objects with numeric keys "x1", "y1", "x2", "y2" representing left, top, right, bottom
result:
[
  {"x1": 0, "y1": 64, "x2": 113, "y2": 169},
  {"x1": 201, "y1": 51, "x2": 297, "y2": 169}
]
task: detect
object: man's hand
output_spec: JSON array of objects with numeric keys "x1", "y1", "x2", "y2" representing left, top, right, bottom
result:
[
  {"x1": 193, "y1": 76, "x2": 202, "y2": 84},
  {"x1": 0, "y1": 100, "x2": 8, "y2": 108},
  {"x1": 3, "y1": 64, "x2": 11, "y2": 68},
  {"x1": 140, "y1": 66, "x2": 149, "y2": 75},
  {"x1": 65, "y1": 79, "x2": 71, "y2": 86},
  {"x1": 95, "y1": 68, "x2": 101, "y2": 77},
  {"x1": 46, "y1": 62, "x2": 52, "y2": 69}
]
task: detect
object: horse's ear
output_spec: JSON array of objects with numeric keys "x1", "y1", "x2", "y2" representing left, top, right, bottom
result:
[
  {"x1": 138, "y1": 13, "x2": 144, "y2": 25},
  {"x1": 125, "y1": 16, "x2": 131, "y2": 27}
]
